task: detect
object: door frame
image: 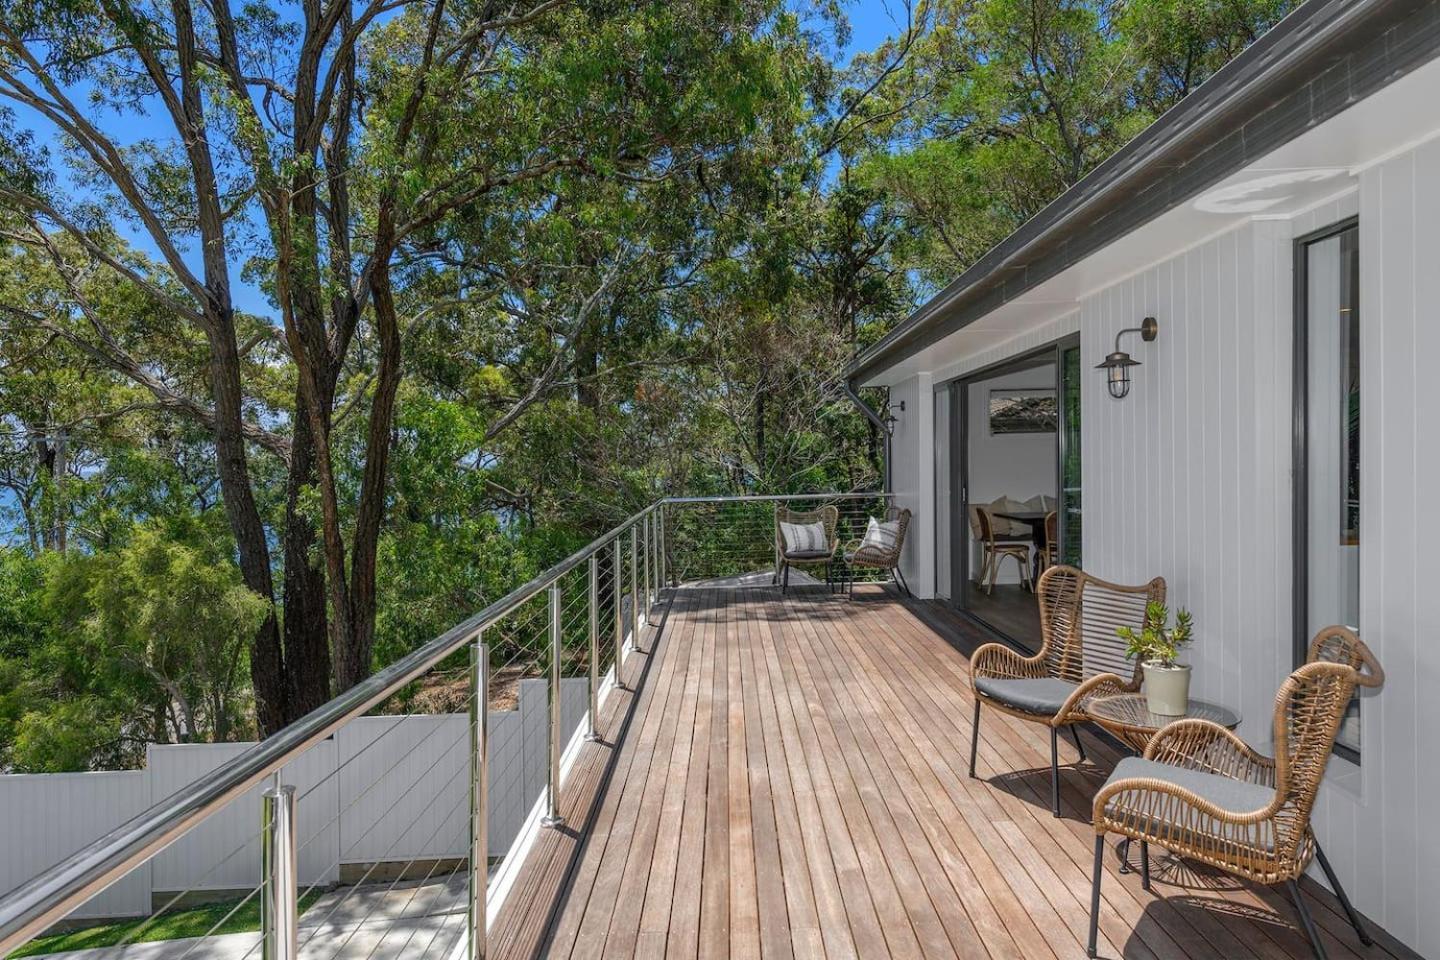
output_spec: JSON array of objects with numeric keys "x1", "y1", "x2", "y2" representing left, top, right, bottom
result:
[{"x1": 941, "y1": 333, "x2": 1079, "y2": 642}]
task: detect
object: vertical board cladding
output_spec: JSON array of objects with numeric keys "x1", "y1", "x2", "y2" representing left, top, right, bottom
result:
[
  {"x1": 0, "y1": 772, "x2": 151, "y2": 919},
  {"x1": 1079, "y1": 219, "x2": 1289, "y2": 735},
  {"x1": 888, "y1": 373, "x2": 935, "y2": 597},
  {"x1": 1074, "y1": 176, "x2": 1435, "y2": 955}
]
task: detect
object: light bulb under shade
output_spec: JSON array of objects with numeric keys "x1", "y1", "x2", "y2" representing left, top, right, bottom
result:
[{"x1": 1095, "y1": 349, "x2": 1141, "y2": 400}]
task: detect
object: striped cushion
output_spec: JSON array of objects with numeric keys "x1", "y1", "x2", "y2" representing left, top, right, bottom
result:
[
  {"x1": 780, "y1": 521, "x2": 828, "y2": 554},
  {"x1": 859, "y1": 517, "x2": 900, "y2": 554}
]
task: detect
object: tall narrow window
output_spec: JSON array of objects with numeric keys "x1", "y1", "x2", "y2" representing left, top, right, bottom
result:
[
  {"x1": 1059, "y1": 342, "x2": 1083, "y2": 566},
  {"x1": 1297, "y1": 220, "x2": 1360, "y2": 758}
]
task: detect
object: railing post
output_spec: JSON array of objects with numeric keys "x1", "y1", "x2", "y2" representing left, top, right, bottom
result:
[
  {"x1": 645, "y1": 509, "x2": 656, "y2": 624},
  {"x1": 612, "y1": 538, "x2": 624, "y2": 688},
  {"x1": 542, "y1": 582, "x2": 565, "y2": 828},
  {"x1": 658, "y1": 503, "x2": 666, "y2": 589},
  {"x1": 585, "y1": 556, "x2": 600, "y2": 742},
  {"x1": 468, "y1": 638, "x2": 489, "y2": 960},
  {"x1": 261, "y1": 784, "x2": 298, "y2": 960},
  {"x1": 629, "y1": 525, "x2": 640, "y2": 649}
]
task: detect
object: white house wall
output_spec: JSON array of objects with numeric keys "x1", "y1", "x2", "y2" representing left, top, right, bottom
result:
[
  {"x1": 911, "y1": 150, "x2": 1437, "y2": 952},
  {"x1": 888, "y1": 373, "x2": 935, "y2": 597}
]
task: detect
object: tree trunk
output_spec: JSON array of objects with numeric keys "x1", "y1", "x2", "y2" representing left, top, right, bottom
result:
[
  {"x1": 281, "y1": 398, "x2": 334, "y2": 723},
  {"x1": 205, "y1": 318, "x2": 286, "y2": 735}
]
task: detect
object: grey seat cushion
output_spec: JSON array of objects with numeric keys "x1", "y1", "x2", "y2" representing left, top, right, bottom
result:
[
  {"x1": 783, "y1": 549, "x2": 832, "y2": 561},
  {"x1": 1102, "y1": 756, "x2": 1277, "y2": 849},
  {"x1": 974, "y1": 676, "x2": 1079, "y2": 714}
]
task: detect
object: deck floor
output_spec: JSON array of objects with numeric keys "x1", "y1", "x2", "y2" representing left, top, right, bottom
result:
[{"x1": 489, "y1": 586, "x2": 1415, "y2": 960}]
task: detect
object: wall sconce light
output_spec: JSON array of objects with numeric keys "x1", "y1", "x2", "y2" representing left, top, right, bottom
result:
[
  {"x1": 884, "y1": 399, "x2": 905, "y2": 433},
  {"x1": 1096, "y1": 316, "x2": 1158, "y2": 399}
]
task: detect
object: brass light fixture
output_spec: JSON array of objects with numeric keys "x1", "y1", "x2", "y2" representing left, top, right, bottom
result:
[{"x1": 1096, "y1": 317, "x2": 1158, "y2": 399}]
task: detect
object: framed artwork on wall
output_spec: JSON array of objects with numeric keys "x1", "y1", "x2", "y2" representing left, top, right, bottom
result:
[{"x1": 988, "y1": 388, "x2": 1057, "y2": 434}]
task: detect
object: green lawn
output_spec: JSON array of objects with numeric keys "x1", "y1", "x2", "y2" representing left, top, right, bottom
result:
[{"x1": 9, "y1": 891, "x2": 323, "y2": 958}]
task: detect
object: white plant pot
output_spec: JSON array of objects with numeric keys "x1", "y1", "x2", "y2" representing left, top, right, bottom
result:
[{"x1": 1143, "y1": 662, "x2": 1191, "y2": 716}]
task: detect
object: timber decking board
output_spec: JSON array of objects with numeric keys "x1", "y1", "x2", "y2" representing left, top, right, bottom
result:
[{"x1": 488, "y1": 586, "x2": 1419, "y2": 960}]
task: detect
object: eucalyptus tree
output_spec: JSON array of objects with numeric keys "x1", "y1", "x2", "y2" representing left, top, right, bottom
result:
[
  {"x1": 0, "y1": 0, "x2": 817, "y2": 732},
  {"x1": 845, "y1": 0, "x2": 1302, "y2": 287}
]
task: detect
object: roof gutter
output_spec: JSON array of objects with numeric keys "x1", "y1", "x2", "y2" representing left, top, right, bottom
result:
[{"x1": 846, "y1": 0, "x2": 1435, "y2": 385}]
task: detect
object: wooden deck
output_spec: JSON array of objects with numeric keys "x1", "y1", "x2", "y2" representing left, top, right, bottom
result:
[{"x1": 489, "y1": 585, "x2": 1416, "y2": 960}]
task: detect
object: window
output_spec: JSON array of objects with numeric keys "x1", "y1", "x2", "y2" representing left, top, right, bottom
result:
[{"x1": 1295, "y1": 219, "x2": 1361, "y2": 759}]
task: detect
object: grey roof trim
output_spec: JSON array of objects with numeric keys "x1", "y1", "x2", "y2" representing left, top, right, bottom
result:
[{"x1": 848, "y1": 0, "x2": 1440, "y2": 384}]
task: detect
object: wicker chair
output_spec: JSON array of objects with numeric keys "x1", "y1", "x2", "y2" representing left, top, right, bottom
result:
[
  {"x1": 974, "y1": 506, "x2": 1032, "y2": 593},
  {"x1": 841, "y1": 507, "x2": 912, "y2": 597},
  {"x1": 969, "y1": 565, "x2": 1165, "y2": 817},
  {"x1": 1086, "y1": 626, "x2": 1385, "y2": 960},
  {"x1": 773, "y1": 504, "x2": 839, "y2": 594}
]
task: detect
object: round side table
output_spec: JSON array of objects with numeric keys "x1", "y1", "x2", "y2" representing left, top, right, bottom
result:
[
  {"x1": 1087, "y1": 693, "x2": 1242, "y2": 874},
  {"x1": 1087, "y1": 693, "x2": 1241, "y2": 754}
]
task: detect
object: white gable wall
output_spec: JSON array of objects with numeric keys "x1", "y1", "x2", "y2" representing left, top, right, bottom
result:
[{"x1": 894, "y1": 139, "x2": 1440, "y2": 951}]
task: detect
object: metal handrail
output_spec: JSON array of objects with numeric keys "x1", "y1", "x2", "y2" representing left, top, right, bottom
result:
[{"x1": 0, "y1": 491, "x2": 885, "y2": 951}]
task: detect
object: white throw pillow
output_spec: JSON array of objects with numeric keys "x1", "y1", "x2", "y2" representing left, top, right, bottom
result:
[
  {"x1": 860, "y1": 517, "x2": 900, "y2": 553},
  {"x1": 780, "y1": 520, "x2": 828, "y2": 553}
]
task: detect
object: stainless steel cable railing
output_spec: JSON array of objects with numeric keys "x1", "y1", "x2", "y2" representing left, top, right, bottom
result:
[{"x1": 0, "y1": 492, "x2": 890, "y2": 959}]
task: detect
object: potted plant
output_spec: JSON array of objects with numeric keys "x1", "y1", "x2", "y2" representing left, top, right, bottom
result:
[{"x1": 1117, "y1": 602, "x2": 1195, "y2": 716}]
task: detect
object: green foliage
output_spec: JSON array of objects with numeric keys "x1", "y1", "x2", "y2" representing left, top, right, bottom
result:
[
  {"x1": 0, "y1": 0, "x2": 1294, "y2": 760},
  {"x1": 1, "y1": 516, "x2": 265, "y2": 771},
  {"x1": 1117, "y1": 601, "x2": 1195, "y2": 667},
  {"x1": 843, "y1": 0, "x2": 1300, "y2": 288}
]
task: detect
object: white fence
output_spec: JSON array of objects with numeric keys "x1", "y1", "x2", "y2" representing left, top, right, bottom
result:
[{"x1": 0, "y1": 678, "x2": 588, "y2": 921}]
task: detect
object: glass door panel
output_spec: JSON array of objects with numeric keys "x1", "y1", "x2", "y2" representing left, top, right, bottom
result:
[{"x1": 1059, "y1": 340, "x2": 1083, "y2": 566}]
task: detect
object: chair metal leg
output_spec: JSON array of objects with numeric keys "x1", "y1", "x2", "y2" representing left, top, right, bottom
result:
[
  {"x1": 1314, "y1": 841, "x2": 1372, "y2": 946},
  {"x1": 1140, "y1": 841, "x2": 1151, "y2": 891},
  {"x1": 1049, "y1": 726, "x2": 1061, "y2": 817},
  {"x1": 1069, "y1": 725, "x2": 1087, "y2": 763},
  {"x1": 893, "y1": 565, "x2": 912, "y2": 597},
  {"x1": 782, "y1": 562, "x2": 790, "y2": 594},
  {"x1": 1288, "y1": 879, "x2": 1329, "y2": 960},
  {"x1": 1087, "y1": 835, "x2": 1104, "y2": 958},
  {"x1": 969, "y1": 699, "x2": 981, "y2": 778}
]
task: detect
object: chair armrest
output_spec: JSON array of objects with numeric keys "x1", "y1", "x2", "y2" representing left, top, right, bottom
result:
[
  {"x1": 1056, "y1": 672, "x2": 1133, "y2": 724},
  {"x1": 1144, "y1": 719, "x2": 1276, "y2": 786},
  {"x1": 971, "y1": 642, "x2": 1048, "y2": 685}
]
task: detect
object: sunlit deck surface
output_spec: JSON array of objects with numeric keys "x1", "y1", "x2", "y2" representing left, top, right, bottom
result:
[{"x1": 490, "y1": 585, "x2": 1417, "y2": 960}]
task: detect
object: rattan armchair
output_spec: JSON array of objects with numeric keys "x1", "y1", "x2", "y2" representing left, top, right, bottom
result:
[
  {"x1": 773, "y1": 504, "x2": 839, "y2": 594},
  {"x1": 841, "y1": 507, "x2": 912, "y2": 597},
  {"x1": 1086, "y1": 626, "x2": 1385, "y2": 960},
  {"x1": 969, "y1": 565, "x2": 1165, "y2": 817}
]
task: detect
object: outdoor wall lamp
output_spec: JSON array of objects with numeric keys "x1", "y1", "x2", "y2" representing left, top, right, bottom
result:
[
  {"x1": 1096, "y1": 316, "x2": 1158, "y2": 399},
  {"x1": 883, "y1": 399, "x2": 905, "y2": 433}
]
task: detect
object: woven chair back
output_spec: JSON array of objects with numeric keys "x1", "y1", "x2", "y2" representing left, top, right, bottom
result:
[
  {"x1": 1036, "y1": 566, "x2": 1165, "y2": 685},
  {"x1": 1272, "y1": 660, "x2": 1371, "y2": 854},
  {"x1": 975, "y1": 506, "x2": 998, "y2": 546},
  {"x1": 1044, "y1": 510, "x2": 1058, "y2": 549},
  {"x1": 1306, "y1": 625, "x2": 1385, "y2": 688},
  {"x1": 775, "y1": 504, "x2": 838, "y2": 554}
]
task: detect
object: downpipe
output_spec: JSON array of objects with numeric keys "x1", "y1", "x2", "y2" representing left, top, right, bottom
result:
[{"x1": 837, "y1": 378, "x2": 891, "y2": 492}]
